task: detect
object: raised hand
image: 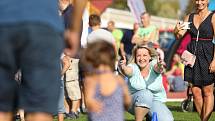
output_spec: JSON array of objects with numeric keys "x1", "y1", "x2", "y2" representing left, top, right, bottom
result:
[
  {"x1": 156, "y1": 53, "x2": 166, "y2": 73},
  {"x1": 119, "y1": 55, "x2": 127, "y2": 67}
]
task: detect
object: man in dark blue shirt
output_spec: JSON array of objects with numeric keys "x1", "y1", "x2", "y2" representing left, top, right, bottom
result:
[
  {"x1": 120, "y1": 23, "x2": 139, "y2": 60},
  {"x1": 0, "y1": 0, "x2": 87, "y2": 121}
]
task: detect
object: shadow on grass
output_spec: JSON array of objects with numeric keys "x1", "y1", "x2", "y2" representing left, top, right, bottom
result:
[
  {"x1": 167, "y1": 104, "x2": 182, "y2": 112},
  {"x1": 167, "y1": 103, "x2": 182, "y2": 112}
]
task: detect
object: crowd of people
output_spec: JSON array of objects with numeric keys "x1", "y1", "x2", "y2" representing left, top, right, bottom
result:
[{"x1": 0, "y1": 0, "x2": 214, "y2": 121}]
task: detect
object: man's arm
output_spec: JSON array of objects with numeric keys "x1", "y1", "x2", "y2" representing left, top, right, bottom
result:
[
  {"x1": 61, "y1": 56, "x2": 70, "y2": 75},
  {"x1": 65, "y1": 0, "x2": 87, "y2": 57},
  {"x1": 120, "y1": 43, "x2": 126, "y2": 57},
  {"x1": 69, "y1": 0, "x2": 87, "y2": 32}
]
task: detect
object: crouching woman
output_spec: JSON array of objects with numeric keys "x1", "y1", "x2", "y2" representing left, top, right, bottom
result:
[{"x1": 119, "y1": 45, "x2": 173, "y2": 121}]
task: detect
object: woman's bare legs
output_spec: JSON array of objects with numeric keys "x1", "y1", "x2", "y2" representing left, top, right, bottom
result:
[
  {"x1": 192, "y1": 86, "x2": 203, "y2": 119},
  {"x1": 134, "y1": 107, "x2": 149, "y2": 121},
  {"x1": 192, "y1": 84, "x2": 214, "y2": 121},
  {"x1": 202, "y1": 84, "x2": 214, "y2": 121}
]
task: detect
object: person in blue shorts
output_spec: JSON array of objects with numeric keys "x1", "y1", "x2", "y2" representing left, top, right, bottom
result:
[{"x1": 0, "y1": 0, "x2": 87, "y2": 121}]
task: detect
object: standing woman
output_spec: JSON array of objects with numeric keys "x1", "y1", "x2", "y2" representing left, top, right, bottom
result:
[{"x1": 174, "y1": 0, "x2": 215, "y2": 121}]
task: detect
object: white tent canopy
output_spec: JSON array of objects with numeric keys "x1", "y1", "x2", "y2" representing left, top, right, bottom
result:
[{"x1": 101, "y1": 8, "x2": 177, "y2": 30}]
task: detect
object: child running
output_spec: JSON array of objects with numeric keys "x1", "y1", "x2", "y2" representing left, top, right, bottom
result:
[{"x1": 80, "y1": 40, "x2": 131, "y2": 121}]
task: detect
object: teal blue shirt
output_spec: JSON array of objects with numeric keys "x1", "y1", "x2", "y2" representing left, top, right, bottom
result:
[{"x1": 127, "y1": 60, "x2": 167, "y2": 102}]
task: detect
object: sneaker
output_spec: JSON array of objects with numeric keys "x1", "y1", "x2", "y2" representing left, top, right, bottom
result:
[
  {"x1": 15, "y1": 115, "x2": 20, "y2": 120},
  {"x1": 66, "y1": 111, "x2": 79, "y2": 119},
  {"x1": 76, "y1": 111, "x2": 80, "y2": 118}
]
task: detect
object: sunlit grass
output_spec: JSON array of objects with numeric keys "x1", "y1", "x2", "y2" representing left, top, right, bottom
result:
[{"x1": 55, "y1": 102, "x2": 215, "y2": 121}]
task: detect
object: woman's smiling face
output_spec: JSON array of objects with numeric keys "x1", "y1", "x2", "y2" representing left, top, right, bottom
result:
[
  {"x1": 195, "y1": 0, "x2": 208, "y2": 10},
  {"x1": 135, "y1": 48, "x2": 151, "y2": 68}
]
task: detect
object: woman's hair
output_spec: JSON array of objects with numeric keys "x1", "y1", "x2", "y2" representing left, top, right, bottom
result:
[
  {"x1": 129, "y1": 44, "x2": 157, "y2": 64},
  {"x1": 80, "y1": 41, "x2": 116, "y2": 76}
]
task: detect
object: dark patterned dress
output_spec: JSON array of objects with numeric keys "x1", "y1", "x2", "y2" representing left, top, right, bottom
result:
[{"x1": 184, "y1": 12, "x2": 215, "y2": 86}]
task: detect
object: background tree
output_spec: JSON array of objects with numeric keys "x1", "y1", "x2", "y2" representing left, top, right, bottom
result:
[
  {"x1": 143, "y1": 0, "x2": 156, "y2": 14},
  {"x1": 144, "y1": 0, "x2": 180, "y2": 19},
  {"x1": 109, "y1": 0, "x2": 129, "y2": 10},
  {"x1": 109, "y1": 0, "x2": 180, "y2": 19}
]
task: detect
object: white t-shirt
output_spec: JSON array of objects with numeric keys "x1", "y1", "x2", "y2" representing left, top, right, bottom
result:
[{"x1": 87, "y1": 29, "x2": 115, "y2": 46}]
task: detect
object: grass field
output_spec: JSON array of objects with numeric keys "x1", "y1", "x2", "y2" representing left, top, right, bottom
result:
[{"x1": 55, "y1": 102, "x2": 215, "y2": 121}]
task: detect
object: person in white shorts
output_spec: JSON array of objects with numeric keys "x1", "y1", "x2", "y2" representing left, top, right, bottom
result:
[{"x1": 62, "y1": 50, "x2": 81, "y2": 119}]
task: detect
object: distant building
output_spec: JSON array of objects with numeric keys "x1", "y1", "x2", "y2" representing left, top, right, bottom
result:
[{"x1": 88, "y1": 1, "x2": 177, "y2": 30}]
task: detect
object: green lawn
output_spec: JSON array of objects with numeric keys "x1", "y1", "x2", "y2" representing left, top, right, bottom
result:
[{"x1": 55, "y1": 102, "x2": 215, "y2": 121}]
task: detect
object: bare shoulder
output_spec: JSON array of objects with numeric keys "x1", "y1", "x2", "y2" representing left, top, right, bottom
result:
[
  {"x1": 84, "y1": 76, "x2": 97, "y2": 85},
  {"x1": 211, "y1": 12, "x2": 215, "y2": 23},
  {"x1": 115, "y1": 75, "x2": 126, "y2": 86}
]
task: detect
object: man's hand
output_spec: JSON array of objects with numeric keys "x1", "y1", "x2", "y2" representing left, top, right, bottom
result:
[
  {"x1": 61, "y1": 55, "x2": 71, "y2": 75},
  {"x1": 119, "y1": 56, "x2": 127, "y2": 68}
]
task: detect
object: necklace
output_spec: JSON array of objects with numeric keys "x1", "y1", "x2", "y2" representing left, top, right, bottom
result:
[{"x1": 198, "y1": 11, "x2": 211, "y2": 22}]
